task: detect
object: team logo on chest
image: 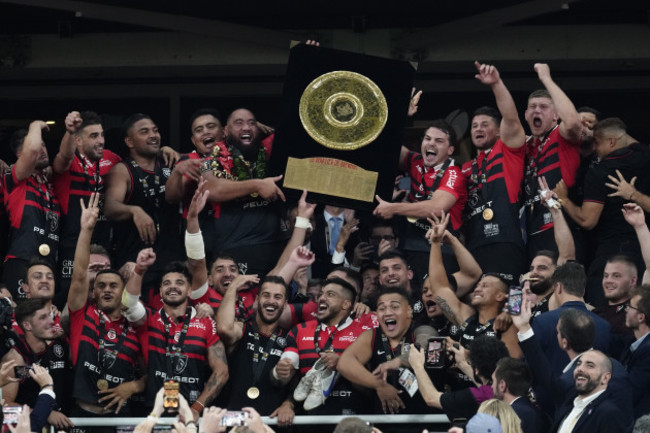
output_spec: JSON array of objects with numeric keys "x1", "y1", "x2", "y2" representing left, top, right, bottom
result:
[{"x1": 53, "y1": 343, "x2": 64, "y2": 358}]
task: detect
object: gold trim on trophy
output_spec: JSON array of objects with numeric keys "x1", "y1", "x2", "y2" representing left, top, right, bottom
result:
[{"x1": 299, "y1": 71, "x2": 388, "y2": 151}]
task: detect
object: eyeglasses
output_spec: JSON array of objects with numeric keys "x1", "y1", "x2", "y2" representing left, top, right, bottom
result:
[{"x1": 625, "y1": 304, "x2": 644, "y2": 313}]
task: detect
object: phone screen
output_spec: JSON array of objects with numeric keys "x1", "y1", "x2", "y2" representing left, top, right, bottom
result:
[
  {"x1": 507, "y1": 286, "x2": 523, "y2": 316},
  {"x1": 425, "y1": 337, "x2": 446, "y2": 369}
]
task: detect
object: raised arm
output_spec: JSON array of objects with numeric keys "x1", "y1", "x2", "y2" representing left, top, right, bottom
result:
[
  {"x1": 474, "y1": 61, "x2": 525, "y2": 149},
  {"x1": 622, "y1": 203, "x2": 650, "y2": 284},
  {"x1": 269, "y1": 190, "x2": 316, "y2": 274},
  {"x1": 215, "y1": 274, "x2": 260, "y2": 347},
  {"x1": 271, "y1": 246, "x2": 316, "y2": 287},
  {"x1": 52, "y1": 111, "x2": 82, "y2": 174},
  {"x1": 186, "y1": 177, "x2": 209, "y2": 290},
  {"x1": 14, "y1": 121, "x2": 48, "y2": 182},
  {"x1": 539, "y1": 176, "x2": 575, "y2": 264},
  {"x1": 534, "y1": 63, "x2": 582, "y2": 143},
  {"x1": 444, "y1": 231, "x2": 483, "y2": 297},
  {"x1": 427, "y1": 213, "x2": 475, "y2": 326},
  {"x1": 67, "y1": 193, "x2": 100, "y2": 313}
]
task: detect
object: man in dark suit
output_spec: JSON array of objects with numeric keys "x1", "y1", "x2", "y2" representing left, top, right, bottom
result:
[
  {"x1": 621, "y1": 284, "x2": 650, "y2": 417},
  {"x1": 513, "y1": 298, "x2": 634, "y2": 428},
  {"x1": 551, "y1": 350, "x2": 627, "y2": 433},
  {"x1": 530, "y1": 262, "x2": 611, "y2": 375},
  {"x1": 492, "y1": 357, "x2": 550, "y2": 433}
]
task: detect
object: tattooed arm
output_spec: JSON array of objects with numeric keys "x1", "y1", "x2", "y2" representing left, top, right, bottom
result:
[
  {"x1": 192, "y1": 340, "x2": 229, "y2": 420},
  {"x1": 427, "y1": 213, "x2": 475, "y2": 326}
]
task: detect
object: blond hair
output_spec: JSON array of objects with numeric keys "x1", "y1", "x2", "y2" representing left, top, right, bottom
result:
[{"x1": 478, "y1": 399, "x2": 523, "y2": 433}]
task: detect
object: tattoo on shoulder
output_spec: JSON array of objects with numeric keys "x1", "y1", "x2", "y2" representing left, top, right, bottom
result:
[{"x1": 435, "y1": 296, "x2": 459, "y2": 325}]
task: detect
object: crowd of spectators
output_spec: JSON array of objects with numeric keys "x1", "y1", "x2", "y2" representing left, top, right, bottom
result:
[{"x1": 0, "y1": 51, "x2": 649, "y2": 433}]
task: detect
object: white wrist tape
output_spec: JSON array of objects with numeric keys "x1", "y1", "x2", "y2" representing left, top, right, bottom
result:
[
  {"x1": 121, "y1": 291, "x2": 140, "y2": 309},
  {"x1": 185, "y1": 230, "x2": 205, "y2": 260},
  {"x1": 295, "y1": 216, "x2": 312, "y2": 230},
  {"x1": 123, "y1": 302, "x2": 146, "y2": 322}
]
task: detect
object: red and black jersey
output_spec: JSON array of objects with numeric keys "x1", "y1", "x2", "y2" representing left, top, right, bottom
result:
[
  {"x1": 282, "y1": 317, "x2": 374, "y2": 414},
  {"x1": 69, "y1": 303, "x2": 140, "y2": 407},
  {"x1": 283, "y1": 317, "x2": 372, "y2": 374},
  {"x1": 53, "y1": 150, "x2": 120, "y2": 249},
  {"x1": 139, "y1": 307, "x2": 220, "y2": 404},
  {"x1": 403, "y1": 151, "x2": 467, "y2": 231},
  {"x1": 5, "y1": 332, "x2": 71, "y2": 412},
  {"x1": 460, "y1": 139, "x2": 525, "y2": 251},
  {"x1": 3, "y1": 167, "x2": 60, "y2": 262},
  {"x1": 523, "y1": 126, "x2": 580, "y2": 236},
  {"x1": 288, "y1": 301, "x2": 378, "y2": 330}
]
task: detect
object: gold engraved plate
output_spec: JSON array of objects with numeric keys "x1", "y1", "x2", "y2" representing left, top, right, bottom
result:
[
  {"x1": 482, "y1": 208, "x2": 494, "y2": 221},
  {"x1": 38, "y1": 244, "x2": 50, "y2": 256},
  {"x1": 299, "y1": 71, "x2": 388, "y2": 150},
  {"x1": 97, "y1": 379, "x2": 109, "y2": 391},
  {"x1": 284, "y1": 157, "x2": 378, "y2": 202},
  {"x1": 247, "y1": 386, "x2": 260, "y2": 399}
]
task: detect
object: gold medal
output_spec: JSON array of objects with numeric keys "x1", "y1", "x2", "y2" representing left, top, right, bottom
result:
[
  {"x1": 246, "y1": 386, "x2": 260, "y2": 399},
  {"x1": 97, "y1": 379, "x2": 109, "y2": 391},
  {"x1": 407, "y1": 217, "x2": 417, "y2": 224},
  {"x1": 38, "y1": 244, "x2": 50, "y2": 256},
  {"x1": 482, "y1": 208, "x2": 494, "y2": 221}
]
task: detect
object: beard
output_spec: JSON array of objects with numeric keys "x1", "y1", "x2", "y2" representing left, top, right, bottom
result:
[
  {"x1": 257, "y1": 304, "x2": 281, "y2": 324},
  {"x1": 225, "y1": 134, "x2": 261, "y2": 160},
  {"x1": 163, "y1": 295, "x2": 187, "y2": 307},
  {"x1": 530, "y1": 278, "x2": 553, "y2": 295}
]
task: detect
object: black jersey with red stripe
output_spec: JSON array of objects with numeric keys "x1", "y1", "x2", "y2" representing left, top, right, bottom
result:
[
  {"x1": 3, "y1": 167, "x2": 60, "y2": 261},
  {"x1": 139, "y1": 307, "x2": 220, "y2": 404},
  {"x1": 69, "y1": 303, "x2": 141, "y2": 407}
]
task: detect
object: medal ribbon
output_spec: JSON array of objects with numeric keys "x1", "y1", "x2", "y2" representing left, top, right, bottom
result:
[
  {"x1": 313, "y1": 317, "x2": 348, "y2": 354},
  {"x1": 249, "y1": 321, "x2": 279, "y2": 387},
  {"x1": 97, "y1": 312, "x2": 130, "y2": 382},
  {"x1": 161, "y1": 308, "x2": 192, "y2": 379}
]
